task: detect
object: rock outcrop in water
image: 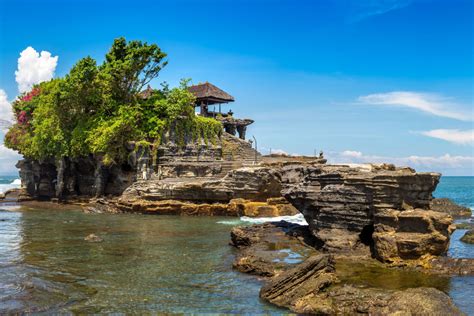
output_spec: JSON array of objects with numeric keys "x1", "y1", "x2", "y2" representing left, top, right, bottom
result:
[
  {"x1": 461, "y1": 230, "x2": 474, "y2": 244},
  {"x1": 258, "y1": 253, "x2": 463, "y2": 315},
  {"x1": 430, "y1": 198, "x2": 472, "y2": 218},
  {"x1": 281, "y1": 163, "x2": 454, "y2": 262},
  {"x1": 87, "y1": 167, "x2": 298, "y2": 217}
]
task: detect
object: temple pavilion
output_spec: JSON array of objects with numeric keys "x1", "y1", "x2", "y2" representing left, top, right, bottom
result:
[
  {"x1": 139, "y1": 82, "x2": 253, "y2": 140},
  {"x1": 187, "y1": 82, "x2": 253, "y2": 140}
]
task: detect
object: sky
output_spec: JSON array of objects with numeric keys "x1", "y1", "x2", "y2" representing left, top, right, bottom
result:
[{"x1": 0, "y1": 0, "x2": 473, "y2": 175}]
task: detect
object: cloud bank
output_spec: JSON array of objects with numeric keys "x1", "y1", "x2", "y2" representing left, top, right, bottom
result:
[
  {"x1": 0, "y1": 89, "x2": 13, "y2": 131},
  {"x1": 421, "y1": 129, "x2": 474, "y2": 146},
  {"x1": 330, "y1": 150, "x2": 474, "y2": 175},
  {"x1": 358, "y1": 91, "x2": 472, "y2": 121},
  {"x1": 15, "y1": 47, "x2": 58, "y2": 93}
]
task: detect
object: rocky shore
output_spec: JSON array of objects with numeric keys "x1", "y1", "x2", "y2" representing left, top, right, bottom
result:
[{"x1": 3, "y1": 154, "x2": 474, "y2": 314}]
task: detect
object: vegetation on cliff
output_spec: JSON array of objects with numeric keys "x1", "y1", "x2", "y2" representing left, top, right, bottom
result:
[{"x1": 5, "y1": 37, "x2": 222, "y2": 165}]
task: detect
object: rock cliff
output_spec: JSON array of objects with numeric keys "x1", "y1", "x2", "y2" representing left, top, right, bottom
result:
[{"x1": 281, "y1": 163, "x2": 454, "y2": 262}]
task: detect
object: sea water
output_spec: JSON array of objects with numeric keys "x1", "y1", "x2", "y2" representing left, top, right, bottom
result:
[{"x1": 0, "y1": 176, "x2": 472, "y2": 314}]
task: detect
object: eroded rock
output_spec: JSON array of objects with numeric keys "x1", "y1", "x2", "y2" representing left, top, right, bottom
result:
[
  {"x1": 259, "y1": 254, "x2": 337, "y2": 308},
  {"x1": 430, "y1": 198, "x2": 472, "y2": 218},
  {"x1": 373, "y1": 209, "x2": 454, "y2": 262},
  {"x1": 230, "y1": 222, "x2": 318, "y2": 277}
]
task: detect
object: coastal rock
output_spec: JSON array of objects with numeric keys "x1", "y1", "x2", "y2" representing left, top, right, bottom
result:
[
  {"x1": 429, "y1": 257, "x2": 474, "y2": 275},
  {"x1": 121, "y1": 167, "x2": 282, "y2": 203},
  {"x1": 228, "y1": 197, "x2": 298, "y2": 217},
  {"x1": 282, "y1": 163, "x2": 447, "y2": 260},
  {"x1": 430, "y1": 198, "x2": 472, "y2": 218},
  {"x1": 291, "y1": 285, "x2": 463, "y2": 315},
  {"x1": 259, "y1": 254, "x2": 337, "y2": 308},
  {"x1": 372, "y1": 209, "x2": 454, "y2": 262},
  {"x1": 230, "y1": 222, "x2": 318, "y2": 277},
  {"x1": 461, "y1": 230, "x2": 474, "y2": 244}
]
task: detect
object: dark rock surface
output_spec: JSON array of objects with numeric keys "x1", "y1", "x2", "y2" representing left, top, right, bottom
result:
[
  {"x1": 230, "y1": 222, "x2": 318, "y2": 277},
  {"x1": 259, "y1": 254, "x2": 337, "y2": 308},
  {"x1": 430, "y1": 198, "x2": 472, "y2": 218},
  {"x1": 281, "y1": 163, "x2": 454, "y2": 261},
  {"x1": 297, "y1": 285, "x2": 463, "y2": 315},
  {"x1": 258, "y1": 252, "x2": 463, "y2": 315}
]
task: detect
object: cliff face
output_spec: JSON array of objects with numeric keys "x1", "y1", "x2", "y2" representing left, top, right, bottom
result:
[
  {"x1": 281, "y1": 163, "x2": 453, "y2": 262},
  {"x1": 16, "y1": 156, "x2": 138, "y2": 200}
]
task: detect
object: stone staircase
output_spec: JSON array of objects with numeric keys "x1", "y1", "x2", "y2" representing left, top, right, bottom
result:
[{"x1": 219, "y1": 132, "x2": 261, "y2": 177}]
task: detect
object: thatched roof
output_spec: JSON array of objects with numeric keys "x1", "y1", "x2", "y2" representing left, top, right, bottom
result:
[
  {"x1": 138, "y1": 85, "x2": 154, "y2": 99},
  {"x1": 188, "y1": 82, "x2": 234, "y2": 105}
]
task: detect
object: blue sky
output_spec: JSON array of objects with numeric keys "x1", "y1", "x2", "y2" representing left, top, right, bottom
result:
[{"x1": 0, "y1": 0, "x2": 473, "y2": 175}]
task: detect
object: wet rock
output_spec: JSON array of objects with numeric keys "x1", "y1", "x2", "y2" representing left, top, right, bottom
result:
[
  {"x1": 84, "y1": 234, "x2": 103, "y2": 242},
  {"x1": 372, "y1": 209, "x2": 454, "y2": 262},
  {"x1": 385, "y1": 287, "x2": 463, "y2": 315},
  {"x1": 429, "y1": 257, "x2": 474, "y2": 275},
  {"x1": 461, "y1": 229, "x2": 474, "y2": 244},
  {"x1": 456, "y1": 221, "x2": 474, "y2": 230},
  {"x1": 430, "y1": 198, "x2": 472, "y2": 218},
  {"x1": 292, "y1": 285, "x2": 463, "y2": 315},
  {"x1": 259, "y1": 254, "x2": 337, "y2": 309},
  {"x1": 230, "y1": 222, "x2": 318, "y2": 277},
  {"x1": 232, "y1": 255, "x2": 277, "y2": 277},
  {"x1": 228, "y1": 197, "x2": 298, "y2": 217}
]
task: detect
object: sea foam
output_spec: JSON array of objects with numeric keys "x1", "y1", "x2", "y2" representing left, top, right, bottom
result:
[{"x1": 0, "y1": 179, "x2": 21, "y2": 194}]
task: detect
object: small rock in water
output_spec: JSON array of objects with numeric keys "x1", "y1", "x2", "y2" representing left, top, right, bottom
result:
[
  {"x1": 84, "y1": 233, "x2": 103, "y2": 243},
  {"x1": 460, "y1": 230, "x2": 474, "y2": 244}
]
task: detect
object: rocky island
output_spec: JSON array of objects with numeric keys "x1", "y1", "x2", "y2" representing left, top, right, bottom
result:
[{"x1": 2, "y1": 38, "x2": 473, "y2": 314}]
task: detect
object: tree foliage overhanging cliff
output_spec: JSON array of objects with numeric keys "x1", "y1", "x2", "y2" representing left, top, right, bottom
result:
[{"x1": 4, "y1": 37, "x2": 222, "y2": 165}]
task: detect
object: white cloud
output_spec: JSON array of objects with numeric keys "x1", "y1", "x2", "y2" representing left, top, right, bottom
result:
[
  {"x1": 15, "y1": 47, "x2": 58, "y2": 93},
  {"x1": 421, "y1": 129, "x2": 474, "y2": 145},
  {"x1": 351, "y1": 0, "x2": 412, "y2": 22},
  {"x1": 341, "y1": 150, "x2": 363, "y2": 158},
  {"x1": 358, "y1": 91, "x2": 472, "y2": 121},
  {"x1": 0, "y1": 89, "x2": 13, "y2": 131},
  {"x1": 0, "y1": 144, "x2": 21, "y2": 175},
  {"x1": 328, "y1": 150, "x2": 474, "y2": 175},
  {"x1": 271, "y1": 149, "x2": 289, "y2": 155}
]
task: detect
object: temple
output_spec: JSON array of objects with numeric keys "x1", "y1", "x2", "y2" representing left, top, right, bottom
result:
[{"x1": 188, "y1": 82, "x2": 254, "y2": 140}]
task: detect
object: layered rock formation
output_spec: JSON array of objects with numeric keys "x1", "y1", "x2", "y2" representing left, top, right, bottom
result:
[
  {"x1": 373, "y1": 209, "x2": 454, "y2": 262},
  {"x1": 430, "y1": 198, "x2": 472, "y2": 218},
  {"x1": 90, "y1": 167, "x2": 296, "y2": 216},
  {"x1": 281, "y1": 163, "x2": 454, "y2": 262},
  {"x1": 259, "y1": 254, "x2": 463, "y2": 315}
]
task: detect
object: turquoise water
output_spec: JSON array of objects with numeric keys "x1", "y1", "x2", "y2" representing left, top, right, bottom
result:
[{"x1": 434, "y1": 176, "x2": 474, "y2": 210}]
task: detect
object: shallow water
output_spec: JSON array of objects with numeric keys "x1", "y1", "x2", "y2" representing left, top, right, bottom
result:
[{"x1": 0, "y1": 207, "x2": 283, "y2": 313}]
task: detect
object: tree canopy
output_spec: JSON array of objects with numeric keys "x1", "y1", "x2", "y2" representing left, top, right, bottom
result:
[{"x1": 5, "y1": 37, "x2": 222, "y2": 165}]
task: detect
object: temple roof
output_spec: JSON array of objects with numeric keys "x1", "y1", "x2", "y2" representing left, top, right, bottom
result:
[
  {"x1": 188, "y1": 82, "x2": 234, "y2": 105},
  {"x1": 138, "y1": 85, "x2": 154, "y2": 99}
]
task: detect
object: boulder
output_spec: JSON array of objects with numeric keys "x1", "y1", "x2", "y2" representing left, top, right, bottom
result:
[
  {"x1": 372, "y1": 209, "x2": 454, "y2": 262},
  {"x1": 461, "y1": 230, "x2": 474, "y2": 244},
  {"x1": 230, "y1": 222, "x2": 318, "y2": 277},
  {"x1": 291, "y1": 285, "x2": 463, "y2": 315},
  {"x1": 259, "y1": 254, "x2": 337, "y2": 308},
  {"x1": 430, "y1": 198, "x2": 472, "y2": 218}
]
